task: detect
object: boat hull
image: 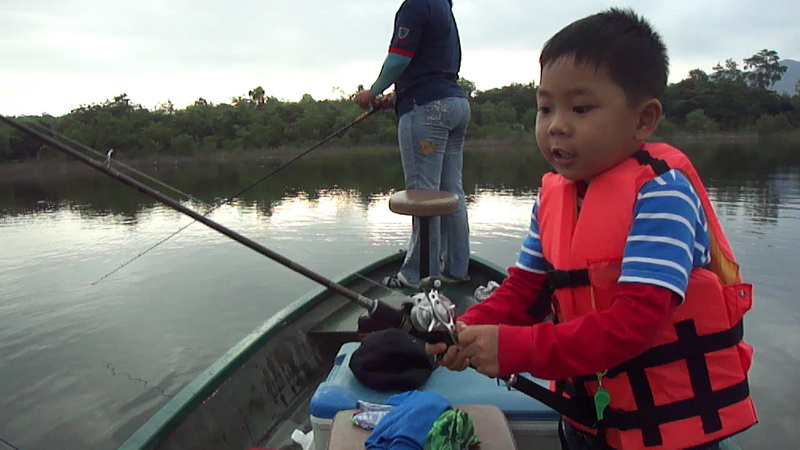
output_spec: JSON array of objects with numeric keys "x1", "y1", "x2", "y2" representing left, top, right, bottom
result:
[{"x1": 121, "y1": 252, "x2": 559, "y2": 449}]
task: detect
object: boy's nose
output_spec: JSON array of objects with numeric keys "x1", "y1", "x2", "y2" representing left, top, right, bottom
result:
[{"x1": 548, "y1": 113, "x2": 570, "y2": 136}]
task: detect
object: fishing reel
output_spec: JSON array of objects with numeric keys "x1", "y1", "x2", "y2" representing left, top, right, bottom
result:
[
  {"x1": 364, "y1": 276, "x2": 458, "y2": 345},
  {"x1": 405, "y1": 279, "x2": 458, "y2": 345}
]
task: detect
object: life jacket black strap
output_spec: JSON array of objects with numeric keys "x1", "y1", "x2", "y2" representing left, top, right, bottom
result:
[
  {"x1": 601, "y1": 379, "x2": 750, "y2": 440},
  {"x1": 547, "y1": 269, "x2": 590, "y2": 289},
  {"x1": 526, "y1": 280, "x2": 554, "y2": 319},
  {"x1": 527, "y1": 268, "x2": 590, "y2": 320},
  {"x1": 567, "y1": 320, "x2": 748, "y2": 447},
  {"x1": 500, "y1": 374, "x2": 598, "y2": 429},
  {"x1": 632, "y1": 149, "x2": 671, "y2": 176},
  {"x1": 604, "y1": 320, "x2": 744, "y2": 378}
]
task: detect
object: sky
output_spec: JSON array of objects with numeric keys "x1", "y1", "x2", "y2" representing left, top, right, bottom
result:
[{"x1": 1, "y1": 0, "x2": 798, "y2": 117}]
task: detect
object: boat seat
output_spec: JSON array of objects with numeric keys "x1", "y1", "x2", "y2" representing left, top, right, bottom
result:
[
  {"x1": 388, "y1": 190, "x2": 461, "y2": 283},
  {"x1": 388, "y1": 190, "x2": 460, "y2": 217},
  {"x1": 327, "y1": 404, "x2": 517, "y2": 450}
]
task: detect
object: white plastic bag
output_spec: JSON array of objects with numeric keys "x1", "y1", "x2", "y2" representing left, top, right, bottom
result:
[
  {"x1": 291, "y1": 428, "x2": 314, "y2": 450},
  {"x1": 474, "y1": 280, "x2": 500, "y2": 301}
]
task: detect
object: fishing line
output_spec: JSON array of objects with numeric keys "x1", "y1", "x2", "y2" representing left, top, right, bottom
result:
[
  {"x1": 353, "y1": 272, "x2": 409, "y2": 299},
  {"x1": 91, "y1": 106, "x2": 381, "y2": 284},
  {"x1": 104, "y1": 360, "x2": 174, "y2": 399},
  {"x1": 0, "y1": 436, "x2": 20, "y2": 450}
]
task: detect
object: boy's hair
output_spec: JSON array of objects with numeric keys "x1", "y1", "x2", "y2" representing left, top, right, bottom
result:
[{"x1": 540, "y1": 8, "x2": 669, "y2": 103}]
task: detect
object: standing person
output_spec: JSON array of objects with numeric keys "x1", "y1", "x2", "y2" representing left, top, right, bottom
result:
[
  {"x1": 354, "y1": 0, "x2": 471, "y2": 289},
  {"x1": 427, "y1": 8, "x2": 757, "y2": 449}
]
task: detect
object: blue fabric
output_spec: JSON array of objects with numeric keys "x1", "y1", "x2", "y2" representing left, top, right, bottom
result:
[
  {"x1": 389, "y1": 0, "x2": 465, "y2": 117},
  {"x1": 397, "y1": 97, "x2": 471, "y2": 283},
  {"x1": 619, "y1": 169, "x2": 710, "y2": 300},
  {"x1": 364, "y1": 390, "x2": 452, "y2": 450},
  {"x1": 516, "y1": 200, "x2": 547, "y2": 274},
  {"x1": 516, "y1": 169, "x2": 710, "y2": 299}
]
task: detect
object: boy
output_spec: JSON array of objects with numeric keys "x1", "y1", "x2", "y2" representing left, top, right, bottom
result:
[{"x1": 427, "y1": 8, "x2": 757, "y2": 449}]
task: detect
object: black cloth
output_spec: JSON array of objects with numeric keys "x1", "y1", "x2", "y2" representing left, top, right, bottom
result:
[{"x1": 349, "y1": 328, "x2": 435, "y2": 392}]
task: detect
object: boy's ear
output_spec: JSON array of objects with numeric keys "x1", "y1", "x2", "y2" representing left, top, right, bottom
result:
[{"x1": 635, "y1": 99, "x2": 663, "y2": 141}]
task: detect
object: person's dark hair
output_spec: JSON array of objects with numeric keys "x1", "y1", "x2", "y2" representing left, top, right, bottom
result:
[{"x1": 539, "y1": 8, "x2": 669, "y2": 102}]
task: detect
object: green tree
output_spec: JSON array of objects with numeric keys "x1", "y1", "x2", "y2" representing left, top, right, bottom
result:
[
  {"x1": 743, "y1": 49, "x2": 788, "y2": 90},
  {"x1": 104, "y1": 93, "x2": 137, "y2": 118},
  {"x1": 458, "y1": 78, "x2": 477, "y2": 97},
  {"x1": 710, "y1": 59, "x2": 743, "y2": 83},
  {"x1": 169, "y1": 134, "x2": 196, "y2": 155},
  {"x1": 688, "y1": 69, "x2": 709, "y2": 83},
  {"x1": 655, "y1": 117, "x2": 678, "y2": 137},
  {"x1": 140, "y1": 117, "x2": 174, "y2": 153},
  {"x1": 0, "y1": 123, "x2": 10, "y2": 161},
  {"x1": 756, "y1": 114, "x2": 794, "y2": 137},
  {"x1": 685, "y1": 109, "x2": 719, "y2": 133},
  {"x1": 6, "y1": 119, "x2": 45, "y2": 160},
  {"x1": 473, "y1": 82, "x2": 537, "y2": 123},
  {"x1": 155, "y1": 100, "x2": 175, "y2": 115},
  {"x1": 522, "y1": 109, "x2": 537, "y2": 131},
  {"x1": 480, "y1": 101, "x2": 517, "y2": 126},
  {"x1": 249, "y1": 86, "x2": 267, "y2": 105}
]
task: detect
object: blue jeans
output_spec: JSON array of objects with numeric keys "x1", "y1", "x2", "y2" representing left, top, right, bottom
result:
[
  {"x1": 562, "y1": 420, "x2": 732, "y2": 449},
  {"x1": 396, "y1": 97, "x2": 471, "y2": 284}
]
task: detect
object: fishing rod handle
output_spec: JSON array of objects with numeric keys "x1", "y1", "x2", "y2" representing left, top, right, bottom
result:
[{"x1": 367, "y1": 298, "x2": 455, "y2": 345}]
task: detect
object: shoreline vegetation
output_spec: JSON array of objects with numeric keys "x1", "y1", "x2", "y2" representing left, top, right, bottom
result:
[
  {"x1": 2, "y1": 51, "x2": 798, "y2": 166},
  {"x1": 1, "y1": 131, "x2": 797, "y2": 184}
]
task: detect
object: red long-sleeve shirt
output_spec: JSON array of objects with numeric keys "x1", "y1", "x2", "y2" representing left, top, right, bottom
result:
[{"x1": 459, "y1": 267, "x2": 680, "y2": 380}]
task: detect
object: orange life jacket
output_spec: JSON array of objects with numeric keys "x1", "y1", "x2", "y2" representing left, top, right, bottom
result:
[{"x1": 537, "y1": 143, "x2": 757, "y2": 449}]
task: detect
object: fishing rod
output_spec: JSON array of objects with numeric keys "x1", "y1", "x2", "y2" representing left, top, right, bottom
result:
[
  {"x1": 93, "y1": 105, "x2": 381, "y2": 284},
  {"x1": 0, "y1": 113, "x2": 598, "y2": 428},
  {"x1": 0, "y1": 113, "x2": 411, "y2": 331}
]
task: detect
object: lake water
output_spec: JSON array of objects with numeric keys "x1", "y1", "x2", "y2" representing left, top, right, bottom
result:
[{"x1": 0, "y1": 140, "x2": 798, "y2": 449}]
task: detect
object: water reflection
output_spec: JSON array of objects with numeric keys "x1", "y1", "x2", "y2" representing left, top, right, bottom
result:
[
  {"x1": 2, "y1": 141, "x2": 799, "y2": 222},
  {"x1": 0, "y1": 140, "x2": 798, "y2": 449}
]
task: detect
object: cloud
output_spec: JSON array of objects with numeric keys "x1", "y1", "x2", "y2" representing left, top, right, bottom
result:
[{"x1": 1, "y1": 0, "x2": 797, "y2": 116}]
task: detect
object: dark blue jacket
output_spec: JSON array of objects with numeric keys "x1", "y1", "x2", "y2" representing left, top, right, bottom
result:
[{"x1": 389, "y1": 0, "x2": 466, "y2": 116}]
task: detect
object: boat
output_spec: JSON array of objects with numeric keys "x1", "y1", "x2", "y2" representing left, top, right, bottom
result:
[{"x1": 119, "y1": 251, "x2": 562, "y2": 449}]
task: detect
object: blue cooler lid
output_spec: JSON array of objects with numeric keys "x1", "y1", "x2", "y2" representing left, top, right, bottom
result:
[{"x1": 310, "y1": 342, "x2": 559, "y2": 421}]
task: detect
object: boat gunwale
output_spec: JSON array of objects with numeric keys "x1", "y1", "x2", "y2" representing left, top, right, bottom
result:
[{"x1": 120, "y1": 252, "x2": 505, "y2": 449}]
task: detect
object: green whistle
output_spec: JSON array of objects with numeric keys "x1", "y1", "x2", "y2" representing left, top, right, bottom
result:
[{"x1": 594, "y1": 387, "x2": 611, "y2": 421}]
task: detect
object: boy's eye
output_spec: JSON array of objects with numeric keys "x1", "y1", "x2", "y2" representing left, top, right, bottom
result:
[
  {"x1": 537, "y1": 107, "x2": 551, "y2": 114},
  {"x1": 573, "y1": 105, "x2": 594, "y2": 114}
]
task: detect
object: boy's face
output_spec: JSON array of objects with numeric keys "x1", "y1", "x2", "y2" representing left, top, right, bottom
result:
[{"x1": 535, "y1": 55, "x2": 652, "y2": 181}]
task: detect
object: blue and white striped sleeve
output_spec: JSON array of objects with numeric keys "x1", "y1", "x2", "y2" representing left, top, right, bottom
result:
[
  {"x1": 619, "y1": 170, "x2": 710, "y2": 300},
  {"x1": 516, "y1": 199, "x2": 549, "y2": 274}
]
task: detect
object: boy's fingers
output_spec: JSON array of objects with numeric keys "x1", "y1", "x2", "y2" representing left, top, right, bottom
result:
[
  {"x1": 456, "y1": 326, "x2": 476, "y2": 346},
  {"x1": 424, "y1": 342, "x2": 447, "y2": 355}
]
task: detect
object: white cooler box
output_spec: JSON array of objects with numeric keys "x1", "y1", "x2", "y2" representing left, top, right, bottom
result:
[{"x1": 309, "y1": 342, "x2": 561, "y2": 450}]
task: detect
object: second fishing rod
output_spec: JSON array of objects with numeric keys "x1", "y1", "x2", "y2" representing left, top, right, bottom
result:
[{"x1": 0, "y1": 113, "x2": 441, "y2": 341}]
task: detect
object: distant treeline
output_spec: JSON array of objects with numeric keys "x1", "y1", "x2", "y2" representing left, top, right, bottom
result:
[{"x1": 2, "y1": 49, "x2": 798, "y2": 163}]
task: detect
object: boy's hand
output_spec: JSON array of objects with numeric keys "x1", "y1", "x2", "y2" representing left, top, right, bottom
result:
[
  {"x1": 458, "y1": 324, "x2": 500, "y2": 377},
  {"x1": 425, "y1": 321, "x2": 470, "y2": 371}
]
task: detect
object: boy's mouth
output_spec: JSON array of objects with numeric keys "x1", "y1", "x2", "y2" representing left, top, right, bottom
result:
[{"x1": 551, "y1": 148, "x2": 576, "y2": 163}]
